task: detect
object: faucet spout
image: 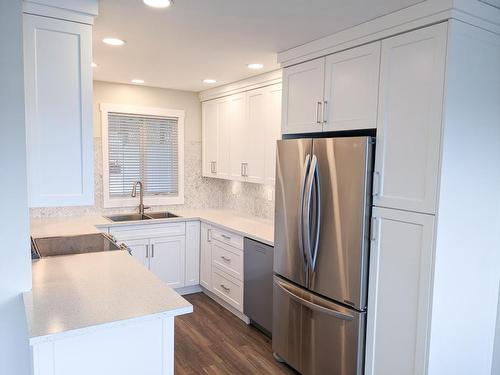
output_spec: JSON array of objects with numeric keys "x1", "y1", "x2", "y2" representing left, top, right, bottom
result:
[{"x1": 131, "y1": 181, "x2": 146, "y2": 215}]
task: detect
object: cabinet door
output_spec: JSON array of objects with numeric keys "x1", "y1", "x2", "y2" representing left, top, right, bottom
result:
[
  {"x1": 373, "y1": 23, "x2": 447, "y2": 214},
  {"x1": 185, "y1": 221, "x2": 200, "y2": 286},
  {"x1": 200, "y1": 223, "x2": 212, "y2": 290},
  {"x1": 23, "y1": 14, "x2": 93, "y2": 207},
  {"x1": 150, "y1": 236, "x2": 186, "y2": 289},
  {"x1": 217, "y1": 97, "x2": 231, "y2": 179},
  {"x1": 264, "y1": 83, "x2": 282, "y2": 186},
  {"x1": 365, "y1": 207, "x2": 435, "y2": 375},
  {"x1": 245, "y1": 88, "x2": 267, "y2": 184},
  {"x1": 323, "y1": 41, "x2": 380, "y2": 131},
  {"x1": 123, "y1": 238, "x2": 150, "y2": 269},
  {"x1": 282, "y1": 58, "x2": 325, "y2": 134},
  {"x1": 202, "y1": 100, "x2": 218, "y2": 177},
  {"x1": 228, "y1": 93, "x2": 247, "y2": 180}
]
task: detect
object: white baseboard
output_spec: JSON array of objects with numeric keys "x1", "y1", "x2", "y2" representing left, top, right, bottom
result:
[
  {"x1": 175, "y1": 285, "x2": 202, "y2": 296},
  {"x1": 201, "y1": 287, "x2": 250, "y2": 324}
]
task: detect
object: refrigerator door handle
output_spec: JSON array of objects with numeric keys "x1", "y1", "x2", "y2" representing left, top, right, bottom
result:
[
  {"x1": 298, "y1": 154, "x2": 311, "y2": 266},
  {"x1": 311, "y1": 157, "x2": 321, "y2": 272},
  {"x1": 304, "y1": 155, "x2": 317, "y2": 272},
  {"x1": 275, "y1": 279, "x2": 354, "y2": 321}
]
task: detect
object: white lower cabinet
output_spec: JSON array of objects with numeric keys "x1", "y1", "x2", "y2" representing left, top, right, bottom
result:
[
  {"x1": 365, "y1": 207, "x2": 435, "y2": 375},
  {"x1": 150, "y1": 236, "x2": 186, "y2": 289},
  {"x1": 126, "y1": 238, "x2": 150, "y2": 269},
  {"x1": 109, "y1": 221, "x2": 199, "y2": 290},
  {"x1": 200, "y1": 223, "x2": 212, "y2": 290},
  {"x1": 200, "y1": 223, "x2": 244, "y2": 313},
  {"x1": 185, "y1": 221, "x2": 200, "y2": 286},
  {"x1": 212, "y1": 268, "x2": 244, "y2": 312}
]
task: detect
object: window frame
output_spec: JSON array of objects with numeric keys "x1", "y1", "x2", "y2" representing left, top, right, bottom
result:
[{"x1": 100, "y1": 103, "x2": 185, "y2": 208}]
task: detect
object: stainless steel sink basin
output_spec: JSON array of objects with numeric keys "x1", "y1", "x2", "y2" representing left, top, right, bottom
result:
[
  {"x1": 146, "y1": 212, "x2": 179, "y2": 219},
  {"x1": 105, "y1": 212, "x2": 179, "y2": 222},
  {"x1": 105, "y1": 214, "x2": 152, "y2": 222}
]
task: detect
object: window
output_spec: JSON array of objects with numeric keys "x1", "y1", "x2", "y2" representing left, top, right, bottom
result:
[{"x1": 101, "y1": 104, "x2": 184, "y2": 208}]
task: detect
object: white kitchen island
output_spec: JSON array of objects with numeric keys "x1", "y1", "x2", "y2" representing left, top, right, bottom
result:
[{"x1": 23, "y1": 251, "x2": 192, "y2": 375}]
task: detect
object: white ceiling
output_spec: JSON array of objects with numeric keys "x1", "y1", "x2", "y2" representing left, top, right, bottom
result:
[{"x1": 92, "y1": 0, "x2": 423, "y2": 92}]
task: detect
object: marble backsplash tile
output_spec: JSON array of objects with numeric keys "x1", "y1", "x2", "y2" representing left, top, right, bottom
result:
[{"x1": 30, "y1": 139, "x2": 274, "y2": 221}]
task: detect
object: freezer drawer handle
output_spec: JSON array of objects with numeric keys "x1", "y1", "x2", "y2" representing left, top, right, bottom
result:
[{"x1": 275, "y1": 280, "x2": 354, "y2": 321}]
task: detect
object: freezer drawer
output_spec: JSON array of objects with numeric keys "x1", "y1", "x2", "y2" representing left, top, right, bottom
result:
[{"x1": 272, "y1": 276, "x2": 366, "y2": 375}]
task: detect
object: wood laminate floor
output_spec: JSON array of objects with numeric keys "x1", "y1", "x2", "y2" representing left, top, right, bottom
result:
[{"x1": 175, "y1": 293, "x2": 297, "y2": 375}]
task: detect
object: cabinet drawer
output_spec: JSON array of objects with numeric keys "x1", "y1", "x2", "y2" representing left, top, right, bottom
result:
[
  {"x1": 210, "y1": 226, "x2": 243, "y2": 249},
  {"x1": 110, "y1": 222, "x2": 186, "y2": 241},
  {"x1": 212, "y1": 269, "x2": 243, "y2": 312},
  {"x1": 212, "y1": 240, "x2": 243, "y2": 281}
]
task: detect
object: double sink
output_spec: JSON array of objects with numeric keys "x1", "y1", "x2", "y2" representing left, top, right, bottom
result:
[{"x1": 105, "y1": 212, "x2": 179, "y2": 222}]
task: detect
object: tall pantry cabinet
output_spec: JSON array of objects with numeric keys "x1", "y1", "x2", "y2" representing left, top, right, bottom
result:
[
  {"x1": 280, "y1": 15, "x2": 500, "y2": 375},
  {"x1": 23, "y1": 1, "x2": 96, "y2": 207}
]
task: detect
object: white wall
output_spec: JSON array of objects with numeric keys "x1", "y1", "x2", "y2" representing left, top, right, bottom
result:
[
  {"x1": 0, "y1": 1, "x2": 32, "y2": 374},
  {"x1": 428, "y1": 21, "x2": 500, "y2": 375}
]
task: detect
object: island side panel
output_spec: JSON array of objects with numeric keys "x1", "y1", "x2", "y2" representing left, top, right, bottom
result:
[{"x1": 30, "y1": 316, "x2": 175, "y2": 375}]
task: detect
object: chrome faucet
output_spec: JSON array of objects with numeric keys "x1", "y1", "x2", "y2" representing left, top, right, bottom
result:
[{"x1": 131, "y1": 181, "x2": 149, "y2": 215}]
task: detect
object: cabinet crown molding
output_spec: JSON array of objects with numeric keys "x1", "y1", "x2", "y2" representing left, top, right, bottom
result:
[
  {"x1": 199, "y1": 70, "x2": 282, "y2": 102},
  {"x1": 277, "y1": 0, "x2": 500, "y2": 67},
  {"x1": 23, "y1": 0, "x2": 98, "y2": 24}
]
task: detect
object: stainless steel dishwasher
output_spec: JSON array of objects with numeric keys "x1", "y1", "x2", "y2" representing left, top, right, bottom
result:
[{"x1": 244, "y1": 237, "x2": 274, "y2": 336}]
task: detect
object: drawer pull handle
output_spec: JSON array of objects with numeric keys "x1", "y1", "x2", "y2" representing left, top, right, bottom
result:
[
  {"x1": 220, "y1": 284, "x2": 230, "y2": 292},
  {"x1": 221, "y1": 234, "x2": 231, "y2": 240},
  {"x1": 221, "y1": 256, "x2": 231, "y2": 262}
]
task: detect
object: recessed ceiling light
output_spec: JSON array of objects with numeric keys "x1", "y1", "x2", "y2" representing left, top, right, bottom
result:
[
  {"x1": 131, "y1": 79, "x2": 145, "y2": 84},
  {"x1": 91, "y1": 62, "x2": 97, "y2": 68},
  {"x1": 103, "y1": 38, "x2": 125, "y2": 46},
  {"x1": 247, "y1": 63, "x2": 264, "y2": 70},
  {"x1": 143, "y1": 0, "x2": 173, "y2": 7},
  {"x1": 203, "y1": 79, "x2": 217, "y2": 84}
]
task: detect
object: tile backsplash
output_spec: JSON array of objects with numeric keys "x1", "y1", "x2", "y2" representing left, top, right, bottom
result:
[{"x1": 30, "y1": 139, "x2": 275, "y2": 221}]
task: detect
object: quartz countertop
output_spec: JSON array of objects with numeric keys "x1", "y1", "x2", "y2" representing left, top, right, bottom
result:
[
  {"x1": 23, "y1": 251, "x2": 192, "y2": 343},
  {"x1": 30, "y1": 215, "x2": 110, "y2": 238},
  {"x1": 168, "y1": 208, "x2": 274, "y2": 246}
]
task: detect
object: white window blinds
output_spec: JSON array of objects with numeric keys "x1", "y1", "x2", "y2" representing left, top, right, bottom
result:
[{"x1": 107, "y1": 112, "x2": 179, "y2": 198}]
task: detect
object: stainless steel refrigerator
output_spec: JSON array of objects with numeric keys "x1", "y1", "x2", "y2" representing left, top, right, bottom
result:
[{"x1": 273, "y1": 136, "x2": 373, "y2": 375}]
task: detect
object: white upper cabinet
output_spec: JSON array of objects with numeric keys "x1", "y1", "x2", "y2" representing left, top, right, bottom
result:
[
  {"x1": 282, "y1": 58, "x2": 325, "y2": 134},
  {"x1": 264, "y1": 84, "x2": 282, "y2": 186},
  {"x1": 228, "y1": 93, "x2": 248, "y2": 181},
  {"x1": 216, "y1": 97, "x2": 231, "y2": 180},
  {"x1": 245, "y1": 88, "x2": 267, "y2": 184},
  {"x1": 373, "y1": 23, "x2": 447, "y2": 214},
  {"x1": 202, "y1": 100, "x2": 218, "y2": 177},
  {"x1": 245, "y1": 83, "x2": 282, "y2": 185},
  {"x1": 323, "y1": 41, "x2": 381, "y2": 132},
  {"x1": 282, "y1": 42, "x2": 380, "y2": 134},
  {"x1": 365, "y1": 207, "x2": 435, "y2": 375},
  {"x1": 201, "y1": 78, "x2": 282, "y2": 185},
  {"x1": 23, "y1": 14, "x2": 94, "y2": 207}
]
